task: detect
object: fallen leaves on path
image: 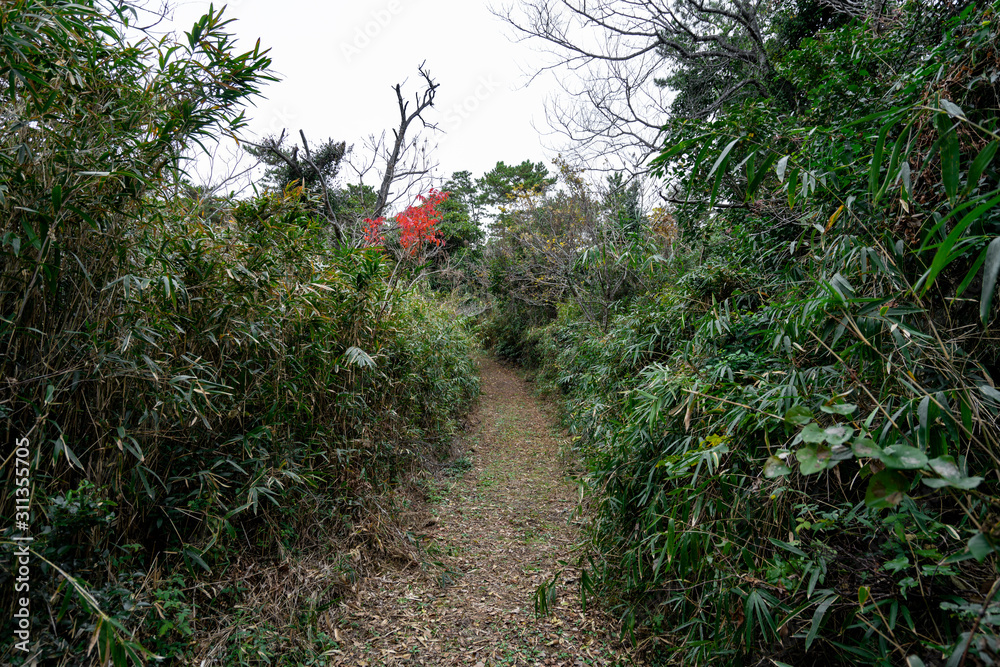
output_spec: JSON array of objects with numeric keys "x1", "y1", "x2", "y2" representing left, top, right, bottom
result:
[{"x1": 329, "y1": 356, "x2": 638, "y2": 666}]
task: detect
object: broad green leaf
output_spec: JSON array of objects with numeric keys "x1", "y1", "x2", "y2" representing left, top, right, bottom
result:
[
  {"x1": 785, "y1": 405, "x2": 814, "y2": 425},
  {"x1": 800, "y1": 422, "x2": 826, "y2": 443},
  {"x1": 937, "y1": 113, "x2": 959, "y2": 204},
  {"x1": 852, "y1": 437, "x2": 882, "y2": 458},
  {"x1": 820, "y1": 402, "x2": 857, "y2": 415},
  {"x1": 924, "y1": 455, "x2": 983, "y2": 489},
  {"x1": 764, "y1": 455, "x2": 792, "y2": 478},
  {"x1": 968, "y1": 533, "x2": 1000, "y2": 562},
  {"x1": 883, "y1": 555, "x2": 910, "y2": 573},
  {"x1": 823, "y1": 424, "x2": 854, "y2": 445},
  {"x1": 797, "y1": 443, "x2": 834, "y2": 475},
  {"x1": 928, "y1": 455, "x2": 962, "y2": 478},
  {"x1": 906, "y1": 656, "x2": 927, "y2": 667},
  {"x1": 865, "y1": 470, "x2": 908, "y2": 509},
  {"x1": 922, "y1": 477, "x2": 981, "y2": 489},
  {"x1": 881, "y1": 445, "x2": 928, "y2": 470},
  {"x1": 981, "y1": 236, "x2": 1000, "y2": 324},
  {"x1": 826, "y1": 441, "x2": 851, "y2": 459}
]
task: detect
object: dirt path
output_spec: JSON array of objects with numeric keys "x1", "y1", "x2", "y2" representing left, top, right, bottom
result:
[{"x1": 331, "y1": 356, "x2": 636, "y2": 666}]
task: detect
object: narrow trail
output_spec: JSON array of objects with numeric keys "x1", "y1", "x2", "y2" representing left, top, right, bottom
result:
[{"x1": 331, "y1": 356, "x2": 637, "y2": 666}]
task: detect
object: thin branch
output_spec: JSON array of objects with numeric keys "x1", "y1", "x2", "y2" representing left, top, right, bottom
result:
[{"x1": 299, "y1": 129, "x2": 345, "y2": 245}]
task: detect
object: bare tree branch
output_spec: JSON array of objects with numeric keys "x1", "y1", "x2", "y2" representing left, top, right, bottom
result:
[
  {"x1": 373, "y1": 62, "x2": 441, "y2": 219},
  {"x1": 493, "y1": 0, "x2": 776, "y2": 174},
  {"x1": 298, "y1": 129, "x2": 345, "y2": 245}
]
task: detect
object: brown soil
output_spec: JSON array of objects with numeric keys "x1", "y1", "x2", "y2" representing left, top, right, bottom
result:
[{"x1": 329, "y1": 356, "x2": 638, "y2": 666}]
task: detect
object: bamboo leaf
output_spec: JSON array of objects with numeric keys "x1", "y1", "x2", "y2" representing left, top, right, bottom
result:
[
  {"x1": 776, "y1": 155, "x2": 789, "y2": 183},
  {"x1": 649, "y1": 138, "x2": 694, "y2": 172},
  {"x1": 343, "y1": 346, "x2": 376, "y2": 368},
  {"x1": 955, "y1": 244, "x2": 989, "y2": 297},
  {"x1": 921, "y1": 192, "x2": 1000, "y2": 295},
  {"x1": 900, "y1": 161, "x2": 912, "y2": 201},
  {"x1": 711, "y1": 156, "x2": 730, "y2": 207},
  {"x1": 937, "y1": 113, "x2": 960, "y2": 205},
  {"x1": 787, "y1": 167, "x2": 799, "y2": 209},
  {"x1": 940, "y1": 98, "x2": 967, "y2": 119},
  {"x1": 746, "y1": 152, "x2": 777, "y2": 200},
  {"x1": 691, "y1": 139, "x2": 715, "y2": 179},
  {"x1": 964, "y1": 141, "x2": 998, "y2": 196},
  {"x1": 707, "y1": 137, "x2": 741, "y2": 180},
  {"x1": 876, "y1": 130, "x2": 910, "y2": 205},
  {"x1": 982, "y1": 236, "x2": 1000, "y2": 324},
  {"x1": 806, "y1": 595, "x2": 838, "y2": 650},
  {"x1": 870, "y1": 122, "x2": 892, "y2": 197}
]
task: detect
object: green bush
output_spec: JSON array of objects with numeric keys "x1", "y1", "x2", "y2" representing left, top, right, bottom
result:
[
  {"x1": 0, "y1": 4, "x2": 479, "y2": 663},
  {"x1": 513, "y1": 4, "x2": 1000, "y2": 665}
]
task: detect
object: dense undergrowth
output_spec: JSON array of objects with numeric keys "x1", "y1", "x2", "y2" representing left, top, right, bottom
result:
[
  {"x1": 481, "y1": 3, "x2": 1000, "y2": 665},
  {"x1": 0, "y1": 3, "x2": 478, "y2": 664}
]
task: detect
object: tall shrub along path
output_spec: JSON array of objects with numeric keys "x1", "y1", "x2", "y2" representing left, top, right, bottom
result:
[{"x1": 331, "y1": 356, "x2": 637, "y2": 666}]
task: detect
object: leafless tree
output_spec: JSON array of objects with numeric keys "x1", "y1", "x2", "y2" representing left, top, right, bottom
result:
[
  {"x1": 493, "y1": 0, "x2": 775, "y2": 174},
  {"x1": 348, "y1": 63, "x2": 442, "y2": 223},
  {"x1": 181, "y1": 138, "x2": 261, "y2": 198}
]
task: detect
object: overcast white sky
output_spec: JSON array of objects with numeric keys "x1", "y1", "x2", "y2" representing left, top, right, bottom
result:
[{"x1": 163, "y1": 0, "x2": 560, "y2": 195}]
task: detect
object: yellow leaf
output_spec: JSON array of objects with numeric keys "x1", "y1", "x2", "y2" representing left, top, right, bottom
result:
[{"x1": 826, "y1": 204, "x2": 845, "y2": 232}]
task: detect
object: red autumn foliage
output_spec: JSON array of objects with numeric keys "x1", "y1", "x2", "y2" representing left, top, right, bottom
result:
[{"x1": 362, "y1": 189, "x2": 449, "y2": 257}]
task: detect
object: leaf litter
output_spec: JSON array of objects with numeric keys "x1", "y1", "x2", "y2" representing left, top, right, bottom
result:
[{"x1": 330, "y1": 356, "x2": 638, "y2": 666}]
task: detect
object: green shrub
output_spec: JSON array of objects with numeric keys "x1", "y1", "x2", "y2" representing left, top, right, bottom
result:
[
  {"x1": 0, "y1": 6, "x2": 479, "y2": 662},
  {"x1": 517, "y1": 5, "x2": 1000, "y2": 664}
]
